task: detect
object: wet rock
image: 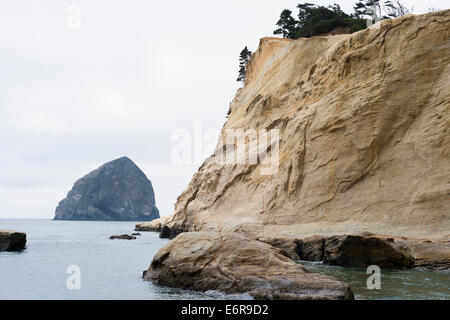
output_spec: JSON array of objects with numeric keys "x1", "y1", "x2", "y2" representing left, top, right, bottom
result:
[
  {"x1": 0, "y1": 230, "x2": 27, "y2": 251},
  {"x1": 159, "y1": 226, "x2": 171, "y2": 239},
  {"x1": 159, "y1": 226, "x2": 182, "y2": 239},
  {"x1": 297, "y1": 236, "x2": 325, "y2": 261},
  {"x1": 323, "y1": 235, "x2": 414, "y2": 268},
  {"x1": 110, "y1": 234, "x2": 136, "y2": 240},
  {"x1": 144, "y1": 232, "x2": 354, "y2": 300}
]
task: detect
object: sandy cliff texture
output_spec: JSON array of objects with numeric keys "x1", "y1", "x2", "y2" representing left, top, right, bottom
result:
[{"x1": 142, "y1": 11, "x2": 450, "y2": 240}]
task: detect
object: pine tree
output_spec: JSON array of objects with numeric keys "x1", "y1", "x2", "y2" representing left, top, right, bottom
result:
[
  {"x1": 353, "y1": 0, "x2": 383, "y2": 19},
  {"x1": 273, "y1": 9, "x2": 298, "y2": 39},
  {"x1": 354, "y1": 0, "x2": 411, "y2": 20},
  {"x1": 237, "y1": 46, "x2": 252, "y2": 84},
  {"x1": 384, "y1": 0, "x2": 412, "y2": 17}
]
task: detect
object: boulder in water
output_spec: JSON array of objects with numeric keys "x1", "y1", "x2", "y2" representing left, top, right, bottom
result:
[
  {"x1": 110, "y1": 234, "x2": 136, "y2": 240},
  {"x1": 0, "y1": 230, "x2": 26, "y2": 251}
]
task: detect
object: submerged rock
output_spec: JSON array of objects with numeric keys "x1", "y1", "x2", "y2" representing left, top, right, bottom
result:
[
  {"x1": 0, "y1": 230, "x2": 26, "y2": 251},
  {"x1": 144, "y1": 232, "x2": 354, "y2": 300},
  {"x1": 110, "y1": 234, "x2": 136, "y2": 240},
  {"x1": 54, "y1": 157, "x2": 159, "y2": 221}
]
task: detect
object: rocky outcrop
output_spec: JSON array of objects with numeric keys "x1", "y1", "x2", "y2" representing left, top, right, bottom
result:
[
  {"x1": 260, "y1": 234, "x2": 415, "y2": 269},
  {"x1": 158, "y1": 11, "x2": 450, "y2": 241},
  {"x1": 135, "y1": 215, "x2": 173, "y2": 232},
  {"x1": 55, "y1": 157, "x2": 159, "y2": 221},
  {"x1": 398, "y1": 238, "x2": 450, "y2": 270},
  {"x1": 0, "y1": 230, "x2": 26, "y2": 251},
  {"x1": 110, "y1": 234, "x2": 137, "y2": 240},
  {"x1": 144, "y1": 232, "x2": 354, "y2": 300},
  {"x1": 256, "y1": 237, "x2": 301, "y2": 260}
]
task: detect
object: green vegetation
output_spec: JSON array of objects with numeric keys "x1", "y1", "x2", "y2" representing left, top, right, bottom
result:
[
  {"x1": 273, "y1": 1, "x2": 412, "y2": 39},
  {"x1": 236, "y1": 46, "x2": 252, "y2": 84}
]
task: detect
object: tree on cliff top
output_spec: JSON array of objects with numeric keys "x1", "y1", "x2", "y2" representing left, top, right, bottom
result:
[
  {"x1": 273, "y1": 1, "x2": 412, "y2": 40},
  {"x1": 296, "y1": 3, "x2": 357, "y2": 38},
  {"x1": 384, "y1": 0, "x2": 412, "y2": 17},
  {"x1": 274, "y1": 9, "x2": 298, "y2": 38},
  {"x1": 353, "y1": 0, "x2": 412, "y2": 19},
  {"x1": 273, "y1": 3, "x2": 367, "y2": 39},
  {"x1": 237, "y1": 46, "x2": 252, "y2": 84}
]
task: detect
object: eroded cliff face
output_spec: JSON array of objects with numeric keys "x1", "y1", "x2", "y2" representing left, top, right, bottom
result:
[{"x1": 152, "y1": 11, "x2": 449, "y2": 240}]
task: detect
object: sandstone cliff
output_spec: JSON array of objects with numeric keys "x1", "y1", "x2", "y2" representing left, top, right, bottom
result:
[{"x1": 142, "y1": 11, "x2": 450, "y2": 240}]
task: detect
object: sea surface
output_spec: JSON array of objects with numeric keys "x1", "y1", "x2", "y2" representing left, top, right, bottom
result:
[{"x1": 0, "y1": 219, "x2": 449, "y2": 300}]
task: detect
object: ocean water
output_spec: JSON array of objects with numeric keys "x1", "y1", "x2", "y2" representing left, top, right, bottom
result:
[
  {"x1": 299, "y1": 261, "x2": 450, "y2": 300},
  {"x1": 1, "y1": 219, "x2": 448, "y2": 300},
  {"x1": 0, "y1": 219, "x2": 247, "y2": 300}
]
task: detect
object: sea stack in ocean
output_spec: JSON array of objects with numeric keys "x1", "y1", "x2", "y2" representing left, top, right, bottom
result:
[{"x1": 54, "y1": 157, "x2": 160, "y2": 221}]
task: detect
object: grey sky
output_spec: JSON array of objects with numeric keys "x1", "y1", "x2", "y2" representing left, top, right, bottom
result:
[{"x1": 0, "y1": 0, "x2": 447, "y2": 219}]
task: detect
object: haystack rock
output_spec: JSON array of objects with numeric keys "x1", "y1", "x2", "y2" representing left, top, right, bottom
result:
[
  {"x1": 139, "y1": 11, "x2": 450, "y2": 242},
  {"x1": 55, "y1": 157, "x2": 159, "y2": 221}
]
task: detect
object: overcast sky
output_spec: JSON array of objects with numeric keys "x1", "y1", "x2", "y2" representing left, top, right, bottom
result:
[{"x1": 0, "y1": 0, "x2": 446, "y2": 219}]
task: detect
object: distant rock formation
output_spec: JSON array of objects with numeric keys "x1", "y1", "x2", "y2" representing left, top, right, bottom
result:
[
  {"x1": 0, "y1": 230, "x2": 26, "y2": 251},
  {"x1": 54, "y1": 157, "x2": 160, "y2": 221}
]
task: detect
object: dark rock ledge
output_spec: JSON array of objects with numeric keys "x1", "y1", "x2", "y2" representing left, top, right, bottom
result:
[
  {"x1": 258, "y1": 233, "x2": 449, "y2": 270},
  {"x1": 159, "y1": 226, "x2": 183, "y2": 239}
]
